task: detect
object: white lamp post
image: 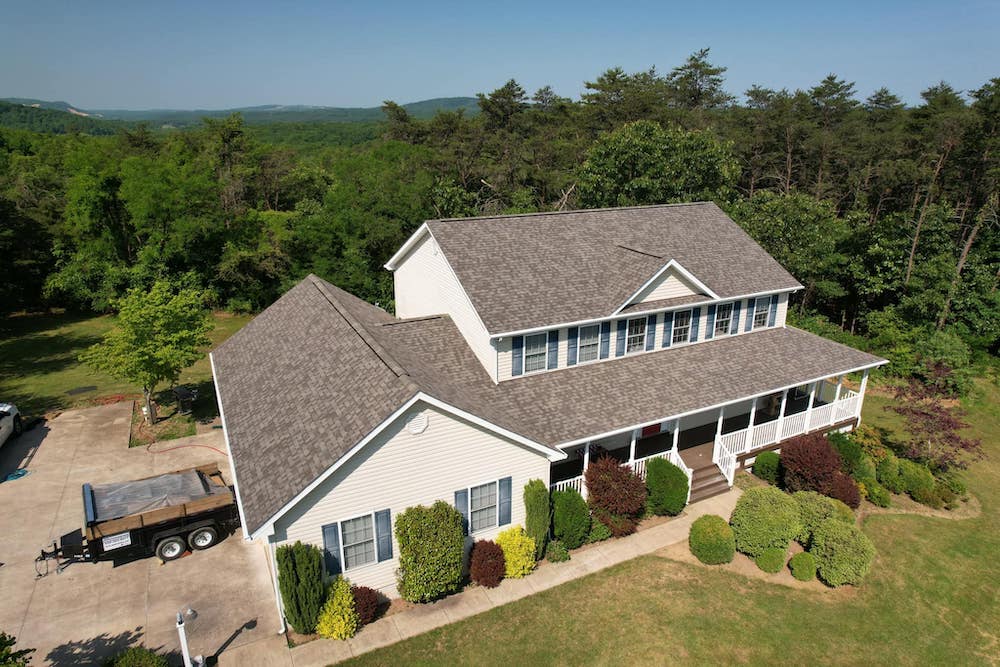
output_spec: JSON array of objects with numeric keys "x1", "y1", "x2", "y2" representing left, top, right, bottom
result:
[{"x1": 176, "y1": 608, "x2": 203, "y2": 667}]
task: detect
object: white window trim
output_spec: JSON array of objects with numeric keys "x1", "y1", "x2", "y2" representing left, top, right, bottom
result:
[
  {"x1": 576, "y1": 323, "x2": 601, "y2": 365},
  {"x1": 522, "y1": 332, "x2": 548, "y2": 374},
  {"x1": 462, "y1": 478, "x2": 501, "y2": 534},
  {"x1": 752, "y1": 296, "x2": 771, "y2": 330},
  {"x1": 331, "y1": 510, "x2": 380, "y2": 573},
  {"x1": 625, "y1": 317, "x2": 647, "y2": 354},
  {"x1": 672, "y1": 309, "x2": 693, "y2": 346},
  {"x1": 714, "y1": 302, "x2": 734, "y2": 337}
]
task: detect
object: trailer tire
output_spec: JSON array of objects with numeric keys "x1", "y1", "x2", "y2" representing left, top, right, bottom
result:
[
  {"x1": 156, "y1": 536, "x2": 187, "y2": 561},
  {"x1": 188, "y1": 526, "x2": 218, "y2": 550}
]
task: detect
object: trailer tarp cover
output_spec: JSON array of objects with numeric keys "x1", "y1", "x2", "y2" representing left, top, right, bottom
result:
[{"x1": 90, "y1": 470, "x2": 226, "y2": 522}]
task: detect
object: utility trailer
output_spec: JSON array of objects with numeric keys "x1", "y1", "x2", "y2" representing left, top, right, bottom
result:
[{"x1": 37, "y1": 463, "x2": 239, "y2": 573}]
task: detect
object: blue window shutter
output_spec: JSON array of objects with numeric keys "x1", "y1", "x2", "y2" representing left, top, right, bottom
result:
[
  {"x1": 498, "y1": 477, "x2": 512, "y2": 526},
  {"x1": 645, "y1": 314, "x2": 657, "y2": 351},
  {"x1": 768, "y1": 294, "x2": 779, "y2": 327},
  {"x1": 374, "y1": 509, "x2": 392, "y2": 562},
  {"x1": 744, "y1": 299, "x2": 755, "y2": 332},
  {"x1": 322, "y1": 523, "x2": 342, "y2": 575},
  {"x1": 547, "y1": 329, "x2": 559, "y2": 370},
  {"x1": 690, "y1": 307, "x2": 701, "y2": 342},
  {"x1": 730, "y1": 301, "x2": 742, "y2": 335},
  {"x1": 615, "y1": 320, "x2": 627, "y2": 357},
  {"x1": 511, "y1": 336, "x2": 523, "y2": 376},
  {"x1": 454, "y1": 489, "x2": 469, "y2": 535},
  {"x1": 567, "y1": 327, "x2": 579, "y2": 366},
  {"x1": 706, "y1": 304, "x2": 717, "y2": 340},
  {"x1": 662, "y1": 311, "x2": 674, "y2": 347},
  {"x1": 599, "y1": 322, "x2": 611, "y2": 359}
]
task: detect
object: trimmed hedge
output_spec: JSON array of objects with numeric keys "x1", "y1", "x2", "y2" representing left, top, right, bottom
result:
[
  {"x1": 586, "y1": 519, "x2": 612, "y2": 543},
  {"x1": 545, "y1": 540, "x2": 570, "y2": 562},
  {"x1": 792, "y1": 491, "x2": 855, "y2": 546},
  {"x1": 586, "y1": 456, "x2": 647, "y2": 536},
  {"x1": 755, "y1": 547, "x2": 787, "y2": 573},
  {"x1": 523, "y1": 479, "x2": 550, "y2": 560},
  {"x1": 316, "y1": 576, "x2": 359, "y2": 640},
  {"x1": 469, "y1": 540, "x2": 505, "y2": 588},
  {"x1": 351, "y1": 585, "x2": 380, "y2": 627},
  {"x1": 788, "y1": 551, "x2": 816, "y2": 581},
  {"x1": 729, "y1": 486, "x2": 801, "y2": 557},
  {"x1": 276, "y1": 541, "x2": 325, "y2": 634},
  {"x1": 781, "y1": 433, "x2": 844, "y2": 493},
  {"x1": 876, "y1": 453, "x2": 905, "y2": 493},
  {"x1": 645, "y1": 457, "x2": 689, "y2": 516},
  {"x1": 395, "y1": 501, "x2": 465, "y2": 602},
  {"x1": 752, "y1": 451, "x2": 780, "y2": 485},
  {"x1": 811, "y1": 519, "x2": 876, "y2": 586},
  {"x1": 552, "y1": 488, "x2": 591, "y2": 549},
  {"x1": 496, "y1": 526, "x2": 536, "y2": 578},
  {"x1": 688, "y1": 514, "x2": 735, "y2": 565}
]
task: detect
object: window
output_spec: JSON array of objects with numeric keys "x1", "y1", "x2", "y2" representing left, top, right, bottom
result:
[
  {"x1": 524, "y1": 333, "x2": 548, "y2": 373},
  {"x1": 753, "y1": 297, "x2": 770, "y2": 329},
  {"x1": 672, "y1": 310, "x2": 692, "y2": 344},
  {"x1": 341, "y1": 514, "x2": 376, "y2": 570},
  {"x1": 626, "y1": 318, "x2": 647, "y2": 353},
  {"x1": 714, "y1": 303, "x2": 733, "y2": 336},
  {"x1": 470, "y1": 481, "x2": 498, "y2": 532},
  {"x1": 578, "y1": 324, "x2": 600, "y2": 363}
]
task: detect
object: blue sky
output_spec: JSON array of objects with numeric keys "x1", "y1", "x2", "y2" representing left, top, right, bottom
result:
[{"x1": 2, "y1": 0, "x2": 997, "y2": 109}]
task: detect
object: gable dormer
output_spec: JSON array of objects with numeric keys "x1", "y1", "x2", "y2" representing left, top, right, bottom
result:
[{"x1": 614, "y1": 259, "x2": 719, "y2": 314}]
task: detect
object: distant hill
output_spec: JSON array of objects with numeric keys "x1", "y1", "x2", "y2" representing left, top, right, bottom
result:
[{"x1": 0, "y1": 101, "x2": 120, "y2": 135}]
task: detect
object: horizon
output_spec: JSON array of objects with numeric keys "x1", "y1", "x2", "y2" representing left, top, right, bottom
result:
[{"x1": 2, "y1": 1, "x2": 997, "y2": 110}]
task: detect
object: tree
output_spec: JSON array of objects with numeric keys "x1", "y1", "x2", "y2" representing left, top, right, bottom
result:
[
  {"x1": 275, "y1": 541, "x2": 325, "y2": 635},
  {"x1": 0, "y1": 631, "x2": 34, "y2": 666},
  {"x1": 80, "y1": 280, "x2": 212, "y2": 422},
  {"x1": 666, "y1": 48, "x2": 734, "y2": 112}
]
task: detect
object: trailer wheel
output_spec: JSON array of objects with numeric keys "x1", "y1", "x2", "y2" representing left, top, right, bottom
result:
[
  {"x1": 13, "y1": 415, "x2": 22, "y2": 436},
  {"x1": 156, "y1": 536, "x2": 186, "y2": 561},
  {"x1": 188, "y1": 526, "x2": 218, "y2": 550}
]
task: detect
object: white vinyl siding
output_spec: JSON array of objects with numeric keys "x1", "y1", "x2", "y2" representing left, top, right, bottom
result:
[
  {"x1": 578, "y1": 324, "x2": 600, "y2": 363},
  {"x1": 672, "y1": 310, "x2": 692, "y2": 344},
  {"x1": 626, "y1": 318, "x2": 646, "y2": 353},
  {"x1": 273, "y1": 403, "x2": 550, "y2": 598},
  {"x1": 633, "y1": 268, "x2": 701, "y2": 304}
]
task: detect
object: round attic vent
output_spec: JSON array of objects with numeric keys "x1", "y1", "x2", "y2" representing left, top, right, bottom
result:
[{"x1": 408, "y1": 413, "x2": 428, "y2": 435}]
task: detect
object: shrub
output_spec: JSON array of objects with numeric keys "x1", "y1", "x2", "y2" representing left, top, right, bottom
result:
[
  {"x1": 276, "y1": 541, "x2": 325, "y2": 634},
  {"x1": 860, "y1": 478, "x2": 891, "y2": 507},
  {"x1": 912, "y1": 484, "x2": 943, "y2": 508},
  {"x1": 545, "y1": 540, "x2": 570, "y2": 563},
  {"x1": 585, "y1": 456, "x2": 647, "y2": 535},
  {"x1": 876, "y1": 453, "x2": 904, "y2": 493},
  {"x1": 755, "y1": 547, "x2": 787, "y2": 573},
  {"x1": 788, "y1": 552, "x2": 816, "y2": 581},
  {"x1": 395, "y1": 501, "x2": 465, "y2": 602},
  {"x1": 936, "y1": 471, "x2": 967, "y2": 497},
  {"x1": 729, "y1": 486, "x2": 801, "y2": 557},
  {"x1": 828, "y1": 432, "x2": 863, "y2": 475},
  {"x1": 552, "y1": 489, "x2": 591, "y2": 549},
  {"x1": 523, "y1": 479, "x2": 550, "y2": 560},
  {"x1": 752, "y1": 451, "x2": 780, "y2": 485},
  {"x1": 898, "y1": 459, "x2": 936, "y2": 502},
  {"x1": 104, "y1": 647, "x2": 168, "y2": 667},
  {"x1": 780, "y1": 433, "x2": 843, "y2": 493},
  {"x1": 351, "y1": 585, "x2": 380, "y2": 627},
  {"x1": 828, "y1": 472, "x2": 861, "y2": 509},
  {"x1": 830, "y1": 498, "x2": 855, "y2": 524},
  {"x1": 469, "y1": 540, "x2": 505, "y2": 588},
  {"x1": 855, "y1": 455, "x2": 877, "y2": 481},
  {"x1": 792, "y1": 491, "x2": 853, "y2": 546},
  {"x1": 811, "y1": 519, "x2": 876, "y2": 586},
  {"x1": 688, "y1": 514, "x2": 735, "y2": 565},
  {"x1": 852, "y1": 424, "x2": 888, "y2": 461},
  {"x1": 496, "y1": 526, "x2": 536, "y2": 578},
  {"x1": 316, "y1": 576, "x2": 359, "y2": 640},
  {"x1": 934, "y1": 480, "x2": 958, "y2": 509},
  {"x1": 586, "y1": 519, "x2": 612, "y2": 543},
  {"x1": 645, "y1": 457, "x2": 689, "y2": 516}
]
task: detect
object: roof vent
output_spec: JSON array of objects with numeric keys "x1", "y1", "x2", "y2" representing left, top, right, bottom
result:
[{"x1": 407, "y1": 413, "x2": 429, "y2": 435}]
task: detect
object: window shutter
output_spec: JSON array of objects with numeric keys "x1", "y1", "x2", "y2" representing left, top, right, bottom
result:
[
  {"x1": 744, "y1": 299, "x2": 755, "y2": 332},
  {"x1": 547, "y1": 329, "x2": 559, "y2": 370},
  {"x1": 705, "y1": 304, "x2": 717, "y2": 340},
  {"x1": 690, "y1": 307, "x2": 701, "y2": 342},
  {"x1": 662, "y1": 311, "x2": 674, "y2": 348},
  {"x1": 374, "y1": 509, "x2": 392, "y2": 562},
  {"x1": 645, "y1": 314, "x2": 657, "y2": 351},
  {"x1": 511, "y1": 336, "x2": 524, "y2": 376},
  {"x1": 498, "y1": 477, "x2": 512, "y2": 526},
  {"x1": 322, "y1": 523, "x2": 342, "y2": 575},
  {"x1": 599, "y1": 321, "x2": 611, "y2": 359},
  {"x1": 730, "y1": 301, "x2": 742, "y2": 335},
  {"x1": 454, "y1": 489, "x2": 469, "y2": 535},
  {"x1": 566, "y1": 326, "x2": 578, "y2": 366},
  {"x1": 615, "y1": 320, "x2": 627, "y2": 357},
  {"x1": 768, "y1": 294, "x2": 779, "y2": 327}
]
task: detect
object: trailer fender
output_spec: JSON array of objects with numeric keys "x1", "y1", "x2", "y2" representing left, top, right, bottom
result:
[{"x1": 150, "y1": 517, "x2": 218, "y2": 546}]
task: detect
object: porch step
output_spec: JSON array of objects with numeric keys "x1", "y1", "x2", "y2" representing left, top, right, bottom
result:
[{"x1": 690, "y1": 476, "x2": 731, "y2": 504}]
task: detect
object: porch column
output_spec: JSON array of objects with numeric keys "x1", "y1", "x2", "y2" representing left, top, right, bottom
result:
[
  {"x1": 834, "y1": 375, "x2": 843, "y2": 402},
  {"x1": 857, "y1": 369, "x2": 870, "y2": 424},
  {"x1": 748, "y1": 396, "x2": 758, "y2": 429},
  {"x1": 777, "y1": 388, "x2": 789, "y2": 438},
  {"x1": 628, "y1": 429, "x2": 637, "y2": 464},
  {"x1": 715, "y1": 406, "x2": 725, "y2": 439},
  {"x1": 804, "y1": 381, "x2": 817, "y2": 430},
  {"x1": 582, "y1": 443, "x2": 590, "y2": 499},
  {"x1": 672, "y1": 419, "x2": 680, "y2": 452}
]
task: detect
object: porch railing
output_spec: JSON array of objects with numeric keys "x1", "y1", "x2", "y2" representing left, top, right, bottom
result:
[
  {"x1": 550, "y1": 475, "x2": 584, "y2": 496},
  {"x1": 712, "y1": 432, "x2": 739, "y2": 486}
]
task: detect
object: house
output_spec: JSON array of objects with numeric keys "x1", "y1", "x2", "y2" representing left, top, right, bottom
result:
[{"x1": 210, "y1": 202, "x2": 887, "y2": 618}]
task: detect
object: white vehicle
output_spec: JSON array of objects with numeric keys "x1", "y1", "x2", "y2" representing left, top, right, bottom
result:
[{"x1": 0, "y1": 403, "x2": 23, "y2": 445}]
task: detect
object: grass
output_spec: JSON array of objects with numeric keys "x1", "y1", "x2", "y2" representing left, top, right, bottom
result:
[{"x1": 345, "y1": 379, "x2": 1000, "y2": 666}]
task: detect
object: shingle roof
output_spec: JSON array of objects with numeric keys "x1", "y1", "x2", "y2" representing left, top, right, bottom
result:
[
  {"x1": 421, "y1": 202, "x2": 802, "y2": 333},
  {"x1": 214, "y1": 276, "x2": 884, "y2": 535}
]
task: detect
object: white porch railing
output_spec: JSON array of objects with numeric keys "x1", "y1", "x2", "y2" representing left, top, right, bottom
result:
[
  {"x1": 749, "y1": 419, "x2": 780, "y2": 450},
  {"x1": 781, "y1": 412, "x2": 808, "y2": 439},
  {"x1": 834, "y1": 389, "x2": 860, "y2": 422},
  {"x1": 550, "y1": 475, "x2": 584, "y2": 495},
  {"x1": 712, "y1": 432, "x2": 740, "y2": 486}
]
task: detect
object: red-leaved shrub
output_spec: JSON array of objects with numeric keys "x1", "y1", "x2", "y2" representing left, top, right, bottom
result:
[
  {"x1": 585, "y1": 455, "x2": 646, "y2": 536},
  {"x1": 827, "y1": 472, "x2": 861, "y2": 509},
  {"x1": 351, "y1": 585, "x2": 381, "y2": 626},
  {"x1": 780, "y1": 433, "x2": 842, "y2": 493},
  {"x1": 469, "y1": 540, "x2": 505, "y2": 588}
]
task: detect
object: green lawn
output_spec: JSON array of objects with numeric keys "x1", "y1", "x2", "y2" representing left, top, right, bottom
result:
[
  {"x1": 0, "y1": 311, "x2": 250, "y2": 419},
  {"x1": 346, "y1": 379, "x2": 1000, "y2": 666}
]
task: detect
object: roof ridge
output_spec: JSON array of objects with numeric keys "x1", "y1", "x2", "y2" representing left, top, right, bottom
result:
[
  {"x1": 427, "y1": 201, "x2": 715, "y2": 225},
  {"x1": 379, "y1": 315, "x2": 445, "y2": 327},
  {"x1": 309, "y1": 276, "x2": 420, "y2": 393}
]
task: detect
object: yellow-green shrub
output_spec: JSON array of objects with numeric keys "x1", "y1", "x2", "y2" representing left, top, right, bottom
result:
[
  {"x1": 316, "y1": 577, "x2": 359, "y2": 640},
  {"x1": 495, "y1": 526, "x2": 536, "y2": 578}
]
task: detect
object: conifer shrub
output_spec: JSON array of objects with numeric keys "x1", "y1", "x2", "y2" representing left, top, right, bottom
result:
[
  {"x1": 855, "y1": 454, "x2": 877, "y2": 481},
  {"x1": 496, "y1": 526, "x2": 536, "y2": 578},
  {"x1": 545, "y1": 540, "x2": 570, "y2": 563},
  {"x1": 811, "y1": 519, "x2": 876, "y2": 587},
  {"x1": 523, "y1": 479, "x2": 551, "y2": 560},
  {"x1": 585, "y1": 455, "x2": 647, "y2": 536},
  {"x1": 276, "y1": 541, "x2": 325, "y2": 634},
  {"x1": 755, "y1": 547, "x2": 787, "y2": 573},
  {"x1": 469, "y1": 540, "x2": 505, "y2": 588},
  {"x1": 876, "y1": 452, "x2": 905, "y2": 493},
  {"x1": 395, "y1": 501, "x2": 465, "y2": 602},
  {"x1": 586, "y1": 519, "x2": 612, "y2": 543},
  {"x1": 645, "y1": 457, "x2": 689, "y2": 516},
  {"x1": 780, "y1": 433, "x2": 842, "y2": 493},
  {"x1": 316, "y1": 576, "x2": 359, "y2": 640},
  {"x1": 751, "y1": 451, "x2": 780, "y2": 485},
  {"x1": 828, "y1": 431, "x2": 863, "y2": 475},
  {"x1": 552, "y1": 488, "x2": 591, "y2": 549},
  {"x1": 898, "y1": 459, "x2": 936, "y2": 503},
  {"x1": 350, "y1": 585, "x2": 381, "y2": 627},
  {"x1": 688, "y1": 514, "x2": 735, "y2": 565},
  {"x1": 788, "y1": 551, "x2": 816, "y2": 581},
  {"x1": 729, "y1": 486, "x2": 801, "y2": 557}
]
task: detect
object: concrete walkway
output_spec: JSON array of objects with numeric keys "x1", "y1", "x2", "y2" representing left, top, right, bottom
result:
[{"x1": 243, "y1": 488, "x2": 741, "y2": 667}]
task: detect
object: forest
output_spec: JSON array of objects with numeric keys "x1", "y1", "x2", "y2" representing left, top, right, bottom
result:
[{"x1": 1, "y1": 50, "x2": 997, "y2": 394}]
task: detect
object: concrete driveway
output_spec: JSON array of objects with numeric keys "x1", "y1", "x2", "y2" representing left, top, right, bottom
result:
[{"x1": 0, "y1": 402, "x2": 281, "y2": 666}]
